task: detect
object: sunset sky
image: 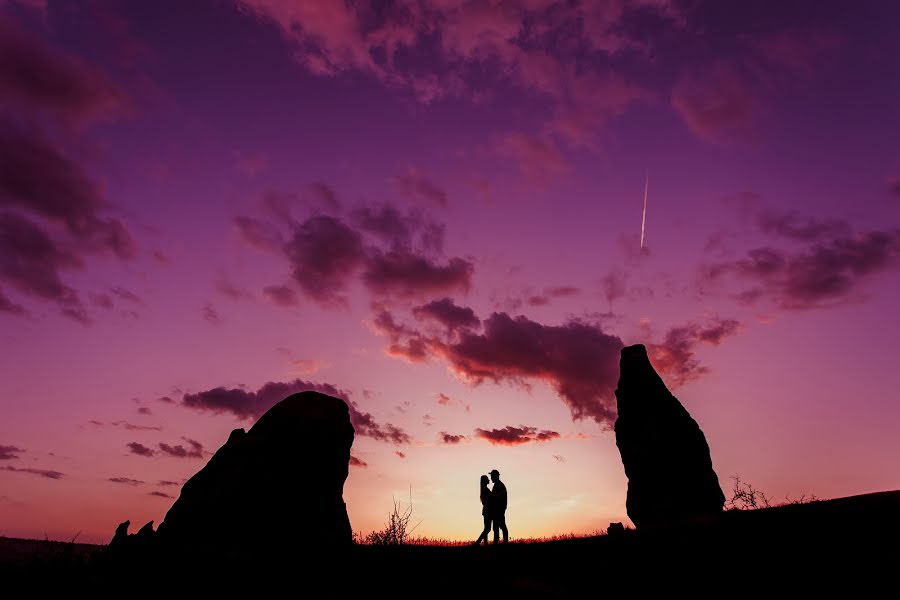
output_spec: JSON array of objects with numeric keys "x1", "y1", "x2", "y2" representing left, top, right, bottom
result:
[{"x1": 2, "y1": 0, "x2": 900, "y2": 544}]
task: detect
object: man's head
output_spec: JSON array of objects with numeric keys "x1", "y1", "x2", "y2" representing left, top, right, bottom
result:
[{"x1": 489, "y1": 469, "x2": 500, "y2": 483}]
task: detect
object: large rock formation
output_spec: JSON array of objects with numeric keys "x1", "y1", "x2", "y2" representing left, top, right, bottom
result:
[
  {"x1": 156, "y1": 391, "x2": 354, "y2": 553},
  {"x1": 614, "y1": 344, "x2": 725, "y2": 528}
]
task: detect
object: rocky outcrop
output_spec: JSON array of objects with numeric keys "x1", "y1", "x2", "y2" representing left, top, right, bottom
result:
[
  {"x1": 155, "y1": 391, "x2": 355, "y2": 553},
  {"x1": 614, "y1": 344, "x2": 724, "y2": 528}
]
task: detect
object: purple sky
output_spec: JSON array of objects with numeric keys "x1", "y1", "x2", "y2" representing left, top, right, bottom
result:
[{"x1": 1, "y1": 0, "x2": 900, "y2": 543}]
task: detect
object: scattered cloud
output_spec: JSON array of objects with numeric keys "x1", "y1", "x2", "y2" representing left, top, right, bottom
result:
[
  {"x1": 526, "y1": 286, "x2": 582, "y2": 307},
  {"x1": 126, "y1": 442, "x2": 155, "y2": 457},
  {"x1": 553, "y1": 454, "x2": 566, "y2": 462},
  {"x1": 2, "y1": 465, "x2": 64, "y2": 479},
  {"x1": 157, "y1": 438, "x2": 204, "y2": 459},
  {"x1": 439, "y1": 432, "x2": 467, "y2": 445},
  {"x1": 149, "y1": 491, "x2": 174, "y2": 498},
  {"x1": 474, "y1": 425, "x2": 560, "y2": 446},
  {"x1": 108, "y1": 477, "x2": 143, "y2": 485},
  {"x1": 395, "y1": 451, "x2": 406, "y2": 459},
  {"x1": 137, "y1": 407, "x2": 153, "y2": 416},
  {"x1": 349, "y1": 455, "x2": 367, "y2": 468},
  {"x1": 0, "y1": 444, "x2": 24, "y2": 460},
  {"x1": 157, "y1": 480, "x2": 180, "y2": 487},
  {"x1": 202, "y1": 303, "x2": 223, "y2": 325}
]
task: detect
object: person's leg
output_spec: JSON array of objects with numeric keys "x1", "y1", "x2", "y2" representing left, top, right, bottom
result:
[
  {"x1": 475, "y1": 515, "x2": 491, "y2": 545},
  {"x1": 498, "y1": 513, "x2": 508, "y2": 543},
  {"x1": 492, "y1": 518, "x2": 499, "y2": 544}
]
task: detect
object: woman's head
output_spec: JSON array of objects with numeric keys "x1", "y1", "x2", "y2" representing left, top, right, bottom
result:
[{"x1": 480, "y1": 475, "x2": 489, "y2": 487}]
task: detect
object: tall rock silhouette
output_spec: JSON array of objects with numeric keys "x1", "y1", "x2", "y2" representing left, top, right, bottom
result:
[
  {"x1": 157, "y1": 391, "x2": 354, "y2": 552},
  {"x1": 614, "y1": 344, "x2": 725, "y2": 528}
]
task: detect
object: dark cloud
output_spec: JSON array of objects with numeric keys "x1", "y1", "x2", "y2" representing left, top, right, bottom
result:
[
  {"x1": 349, "y1": 455, "x2": 367, "y2": 468},
  {"x1": 240, "y1": 198, "x2": 469, "y2": 308},
  {"x1": 392, "y1": 168, "x2": 448, "y2": 207},
  {"x1": 149, "y1": 491, "x2": 174, "y2": 498},
  {"x1": 373, "y1": 308, "x2": 625, "y2": 425},
  {"x1": 474, "y1": 426, "x2": 560, "y2": 446},
  {"x1": 127, "y1": 442, "x2": 155, "y2": 457},
  {"x1": 2, "y1": 465, "x2": 64, "y2": 479},
  {"x1": 0, "y1": 211, "x2": 87, "y2": 321},
  {"x1": 395, "y1": 451, "x2": 406, "y2": 459},
  {"x1": 0, "y1": 444, "x2": 24, "y2": 460},
  {"x1": 412, "y1": 297, "x2": 480, "y2": 333},
  {"x1": 0, "y1": 118, "x2": 135, "y2": 259},
  {"x1": 352, "y1": 203, "x2": 417, "y2": 247},
  {"x1": 647, "y1": 318, "x2": 742, "y2": 387},
  {"x1": 157, "y1": 438, "x2": 204, "y2": 459},
  {"x1": 111, "y1": 421, "x2": 162, "y2": 432},
  {"x1": 439, "y1": 432, "x2": 467, "y2": 445},
  {"x1": 263, "y1": 284, "x2": 299, "y2": 307},
  {"x1": 363, "y1": 249, "x2": 473, "y2": 300},
  {"x1": 202, "y1": 303, "x2": 223, "y2": 325},
  {"x1": 108, "y1": 477, "x2": 143, "y2": 485},
  {"x1": 0, "y1": 17, "x2": 128, "y2": 126},
  {"x1": 158, "y1": 480, "x2": 180, "y2": 486},
  {"x1": 181, "y1": 378, "x2": 411, "y2": 444},
  {"x1": 182, "y1": 379, "x2": 347, "y2": 420},
  {"x1": 701, "y1": 222, "x2": 900, "y2": 309},
  {"x1": 285, "y1": 214, "x2": 366, "y2": 307},
  {"x1": 437, "y1": 313, "x2": 624, "y2": 426},
  {"x1": 553, "y1": 454, "x2": 566, "y2": 462},
  {"x1": 157, "y1": 396, "x2": 175, "y2": 404},
  {"x1": 137, "y1": 407, "x2": 152, "y2": 416}
]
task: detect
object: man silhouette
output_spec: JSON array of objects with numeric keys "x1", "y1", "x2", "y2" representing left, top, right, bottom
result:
[{"x1": 489, "y1": 469, "x2": 508, "y2": 544}]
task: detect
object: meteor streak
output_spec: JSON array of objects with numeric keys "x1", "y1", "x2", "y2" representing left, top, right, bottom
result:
[{"x1": 640, "y1": 175, "x2": 648, "y2": 249}]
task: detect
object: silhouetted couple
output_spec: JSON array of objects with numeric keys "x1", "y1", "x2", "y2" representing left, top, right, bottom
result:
[{"x1": 474, "y1": 469, "x2": 508, "y2": 545}]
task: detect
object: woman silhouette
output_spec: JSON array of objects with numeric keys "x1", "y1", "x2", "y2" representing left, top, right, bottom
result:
[{"x1": 473, "y1": 475, "x2": 493, "y2": 546}]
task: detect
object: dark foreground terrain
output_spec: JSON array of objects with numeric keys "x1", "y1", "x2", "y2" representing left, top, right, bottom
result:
[{"x1": 3, "y1": 490, "x2": 898, "y2": 593}]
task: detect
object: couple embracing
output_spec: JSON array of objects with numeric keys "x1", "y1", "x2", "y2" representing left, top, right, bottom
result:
[{"x1": 473, "y1": 469, "x2": 508, "y2": 545}]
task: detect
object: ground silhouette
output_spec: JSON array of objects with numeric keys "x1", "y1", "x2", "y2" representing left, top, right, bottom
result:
[{"x1": 4, "y1": 347, "x2": 899, "y2": 591}]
